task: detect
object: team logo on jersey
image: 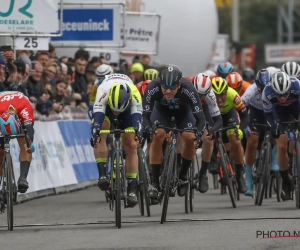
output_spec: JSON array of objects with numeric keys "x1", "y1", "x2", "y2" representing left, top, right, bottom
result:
[
  {"x1": 99, "y1": 93, "x2": 106, "y2": 102},
  {"x1": 234, "y1": 95, "x2": 241, "y2": 105},
  {"x1": 20, "y1": 108, "x2": 30, "y2": 121},
  {"x1": 168, "y1": 67, "x2": 173, "y2": 71}
]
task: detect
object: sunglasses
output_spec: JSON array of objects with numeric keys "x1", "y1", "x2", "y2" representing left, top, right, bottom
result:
[
  {"x1": 161, "y1": 84, "x2": 178, "y2": 90},
  {"x1": 276, "y1": 92, "x2": 290, "y2": 98}
]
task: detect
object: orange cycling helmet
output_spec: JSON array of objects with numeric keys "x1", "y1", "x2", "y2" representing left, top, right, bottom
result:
[
  {"x1": 185, "y1": 76, "x2": 194, "y2": 82},
  {"x1": 226, "y1": 72, "x2": 243, "y2": 89}
]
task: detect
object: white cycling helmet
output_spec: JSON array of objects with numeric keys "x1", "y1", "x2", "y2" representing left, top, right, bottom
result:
[
  {"x1": 95, "y1": 64, "x2": 113, "y2": 77},
  {"x1": 281, "y1": 61, "x2": 300, "y2": 77},
  {"x1": 271, "y1": 71, "x2": 291, "y2": 95},
  {"x1": 192, "y1": 73, "x2": 212, "y2": 95},
  {"x1": 266, "y1": 66, "x2": 280, "y2": 77},
  {"x1": 203, "y1": 69, "x2": 216, "y2": 78}
]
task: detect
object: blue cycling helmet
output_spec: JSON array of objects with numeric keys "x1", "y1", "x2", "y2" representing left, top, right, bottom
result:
[
  {"x1": 217, "y1": 62, "x2": 234, "y2": 77},
  {"x1": 0, "y1": 113, "x2": 21, "y2": 135},
  {"x1": 255, "y1": 69, "x2": 271, "y2": 90}
]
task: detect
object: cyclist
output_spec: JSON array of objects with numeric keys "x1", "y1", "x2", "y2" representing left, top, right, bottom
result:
[
  {"x1": 242, "y1": 69, "x2": 272, "y2": 196},
  {"x1": 88, "y1": 64, "x2": 113, "y2": 190},
  {"x1": 143, "y1": 65, "x2": 206, "y2": 199},
  {"x1": 136, "y1": 68, "x2": 159, "y2": 97},
  {"x1": 0, "y1": 91, "x2": 35, "y2": 193},
  {"x1": 266, "y1": 66, "x2": 280, "y2": 77},
  {"x1": 192, "y1": 73, "x2": 223, "y2": 193},
  {"x1": 262, "y1": 71, "x2": 300, "y2": 201},
  {"x1": 281, "y1": 61, "x2": 300, "y2": 78},
  {"x1": 226, "y1": 72, "x2": 251, "y2": 97},
  {"x1": 216, "y1": 61, "x2": 234, "y2": 78},
  {"x1": 203, "y1": 69, "x2": 216, "y2": 78},
  {"x1": 92, "y1": 73, "x2": 142, "y2": 206},
  {"x1": 242, "y1": 68, "x2": 255, "y2": 84},
  {"x1": 211, "y1": 77, "x2": 248, "y2": 193}
]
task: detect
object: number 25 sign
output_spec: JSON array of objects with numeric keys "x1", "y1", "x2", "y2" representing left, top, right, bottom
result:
[{"x1": 14, "y1": 37, "x2": 49, "y2": 50}]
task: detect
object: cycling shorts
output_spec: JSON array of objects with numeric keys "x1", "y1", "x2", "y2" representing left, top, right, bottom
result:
[
  {"x1": 150, "y1": 103, "x2": 196, "y2": 133},
  {"x1": 221, "y1": 108, "x2": 243, "y2": 143},
  {"x1": 248, "y1": 105, "x2": 265, "y2": 136}
]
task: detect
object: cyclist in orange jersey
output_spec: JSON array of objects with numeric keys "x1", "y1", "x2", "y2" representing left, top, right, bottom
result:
[{"x1": 226, "y1": 72, "x2": 250, "y2": 97}]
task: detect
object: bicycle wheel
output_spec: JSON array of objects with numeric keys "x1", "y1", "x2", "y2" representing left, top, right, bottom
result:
[
  {"x1": 137, "y1": 147, "x2": 151, "y2": 217},
  {"x1": 115, "y1": 152, "x2": 122, "y2": 228},
  {"x1": 275, "y1": 171, "x2": 282, "y2": 203},
  {"x1": 218, "y1": 144, "x2": 236, "y2": 208},
  {"x1": 5, "y1": 154, "x2": 14, "y2": 231},
  {"x1": 184, "y1": 168, "x2": 190, "y2": 214},
  {"x1": 213, "y1": 174, "x2": 219, "y2": 189},
  {"x1": 161, "y1": 149, "x2": 176, "y2": 224},
  {"x1": 256, "y1": 142, "x2": 271, "y2": 206},
  {"x1": 189, "y1": 160, "x2": 195, "y2": 212},
  {"x1": 295, "y1": 141, "x2": 300, "y2": 209}
]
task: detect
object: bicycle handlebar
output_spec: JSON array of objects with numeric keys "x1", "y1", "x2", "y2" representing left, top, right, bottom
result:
[{"x1": 0, "y1": 129, "x2": 31, "y2": 148}]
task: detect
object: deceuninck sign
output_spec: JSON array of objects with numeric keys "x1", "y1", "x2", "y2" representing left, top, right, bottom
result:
[{"x1": 0, "y1": 0, "x2": 59, "y2": 33}]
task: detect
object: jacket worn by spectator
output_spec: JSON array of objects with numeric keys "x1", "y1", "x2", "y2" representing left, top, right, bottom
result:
[
  {"x1": 72, "y1": 71, "x2": 88, "y2": 105},
  {"x1": 26, "y1": 75, "x2": 45, "y2": 98}
]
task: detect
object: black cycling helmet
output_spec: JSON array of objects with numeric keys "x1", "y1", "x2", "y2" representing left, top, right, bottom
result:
[
  {"x1": 242, "y1": 68, "x2": 255, "y2": 81},
  {"x1": 160, "y1": 64, "x2": 182, "y2": 86}
]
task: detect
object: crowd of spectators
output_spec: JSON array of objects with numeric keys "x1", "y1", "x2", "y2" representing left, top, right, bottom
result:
[{"x1": 0, "y1": 43, "x2": 158, "y2": 115}]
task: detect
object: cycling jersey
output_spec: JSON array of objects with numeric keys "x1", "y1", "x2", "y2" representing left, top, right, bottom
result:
[
  {"x1": 242, "y1": 83, "x2": 263, "y2": 110},
  {"x1": 142, "y1": 77, "x2": 206, "y2": 132},
  {"x1": 219, "y1": 87, "x2": 245, "y2": 114},
  {"x1": 93, "y1": 74, "x2": 142, "y2": 130},
  {"x1": 239, "y1": 81, "x2": 251, "y2": 96},
  {"x1": 136, "y1": 80, "x2": 151, "y2": 97},
  {"x1": 201, "y1": 89, "x2": 220, "y2": 117},
  {"x1": 262, "y1": 77, "x2": 300, "y2": 127},
  {"x1": 0, "y1": 91, "x2": 34, "y2": 141},
  {"x1": 89, "y1": 76, "x2": 107, "y2": 119}
]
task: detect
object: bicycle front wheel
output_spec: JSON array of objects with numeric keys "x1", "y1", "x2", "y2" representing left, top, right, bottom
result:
[
  {"x1": 161, "y1": 149, "x2": 176, "y2": 224},
  {"x1": 5, "y1": 154, "x2": 14, "y2": 231},
  {"x1": 115, "y1": 152, "x2": 122, "y2": 228},
  {"x1": 295, "y1": 141, "x2": 300, "y2": 208},
  {"x1": 218, "y1": 144, "x2": 236, "y2": 208}
]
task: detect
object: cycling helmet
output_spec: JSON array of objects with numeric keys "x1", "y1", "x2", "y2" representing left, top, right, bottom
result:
[
  {"x1": 140, "y1": 80, "x2": 151, "y2": 97},
  {"x1": 211, "y1": 76, "x2": 228, "y2": 95},
  {"x1": 160, "y1": 64, "x2": 182, "y2": 86},
  {"x1": 217, "y1": 61, "x2": 234, "y2": 77},
  {"x1": 226, "y1": 72, "x2": 243, "y2": 89},
  {"x1": 130, "y1": 63, "x2": 144, "y2": 73},
  {"x1": 271, "y1": 71, "x2": 291, "y2": 95},
  {"x1": 108, "y1": 82, "x2": 131, "y2": 112},
  {"x1": 193, "y1": 73, "x2": 212, "y2": 95},
  {"x1": 255, "y1": 69, "x2": 271, "y2": 90},
  {"x1": 203, "y1": 69, "x2": 216, "y2": 78},
  {"x1": 185, "y1": 76, "x2": 194, "y2": 82},
  {"x1": 0, "y1": 113, "x2": 21, "y2": 136},
  {"x1": 281, "y1": 61, "x2": 300, "y2": 77},
  {"x1": 95, "y1": 64, "x2": 113, "y2": 77},
  {"x1": 266, "y1": 66, "x2": 280, "y2": 77},
  {"x1": 144, "y1": 68, "x2": 158, "y2": 80},
  {"x1": 242, "y1": 68, "x2": 255, "y2": 81}
]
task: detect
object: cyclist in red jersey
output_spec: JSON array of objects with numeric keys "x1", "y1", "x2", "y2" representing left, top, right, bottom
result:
[
  {"x1": 0, "y1": 91, "x2": 35, "y2": 193},
  {"x1": 137, "y1": 80, "x2": 151, "y2": 97}
]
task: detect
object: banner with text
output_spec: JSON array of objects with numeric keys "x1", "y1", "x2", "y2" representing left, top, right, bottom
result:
[
  {"x1": 0, "y1": 0, "x2": 59, "y2": 33},
  {"x1": 265, "y1": 44, "x2": 300, "y2": 64},
  {"x1": 121, "y1": 12, "x2": 161, "y2": 54},
  {"x1": 51, "y1": 4, "x2": 124, "y2": 47}
]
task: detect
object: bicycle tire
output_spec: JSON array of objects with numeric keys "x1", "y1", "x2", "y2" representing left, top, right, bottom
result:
[
  {"x1": 184, "y1": 169, "x2": 190, "y2": 214},
  {"x1": 161, "y1": 149, "x2": 176, "y2": 224},
  {"x1": 275, "y1": 171, "x2": 282, "y2": 203},
  {"x1": 213, "y1": 174, "x2": 219, "y2": 189},
  {"x1": 115, "y1": 152, "x2": 121, "y2": 228},
  {"x1": 189, "y1": 160, "x2": 195, "y2": 212},
  {"x1": 137, "y1": 147, "x2": 151, "y2": 217},
  {"x1": 5, "y1": 154, "x2": 14, "y2": 231},
  {"x1": 295, "y1": 141, "x2": 300, "y2": 209},
  {"x1": 257, "y1": 142, "x2": 271, "y2": 206},
  {"x1": 268, "y1": 174, "x2": 273, "y2": 198},
  {"x1": 218, "y1": 144, "x2": 236, "y2": 208}
]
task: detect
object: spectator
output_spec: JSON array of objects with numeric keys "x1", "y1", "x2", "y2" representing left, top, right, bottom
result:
[
  {"x1": 50, "y1": 78, "x2": 68, "y2": 113},
  {"x1": 130, "y1": 62, "x2": 144, "y2": 84},
  {"x1": 72, "y1": 49, "x2": 89, "y2": 108},
  {"x1": 89, "y1": 56, "x2": 101, "y2": 70},
  {"x1": 6, "y1": 63, "x2": 17, "y2": 83},
  {"x1": 26, "y1": 61, "x2": 45, "y2": 103},
  {"x1": 0, "y1": 56, "x2": 7, "y2": 83},
  {"x1": 16, "y1": 50, "x2": 30, "y2": 59},
  {"x1": 60, "y1": 56, "x2": 68, "y2": 64},
  {"x1": 13, "y1": 59, "x2": 26, "y2": 84},
  {"x1": 142, "y1": 54, "x2": 151, "y2": 70},
  {"x1": 60, "y1": 63, "x2": 68, "y2": 79},
  {"x1": 44, "y1": 61, "x2": 60, "y2": 87},
  {"x1": 48, "y1": 43, "x2": 56, "y2": 61},
  {"x1": 85, "y1": 63, "x2": 96, "y2": 85},
  {"x1": 20, "y1": 55, "x2": 32, "y2": 70},
  {"x1": 35, "y1": 51, "x2": 49, "y2": 68}
]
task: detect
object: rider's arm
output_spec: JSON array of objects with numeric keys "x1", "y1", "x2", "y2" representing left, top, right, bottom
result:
[
  {"x1": 18, "y1": 103, "x2": 35, "y2": 142},
  {"x1": 129, "y1": 84, "x2": 143, "y2": 130},
  {"x1": 93, "y1": 88, "x2": 108, "y2": 129},
  {"x1": 210, "y1": 115, "x2": 223, "y2": 134},
  {"x1": 204, "y1": 89, "x2": 222, "y2": 133},
  {"x1": 241, "y1": 83, "x2": 254, "y2": 107},
  {"x1": 261, "y1": 87, "x2": 275, "y2": 127},
  {"x1": 142, "y1": 80, "x2": 160, "y2": 130},
  {"x1": 233, "y1": 92, "x2": 249, "y2": 130}
]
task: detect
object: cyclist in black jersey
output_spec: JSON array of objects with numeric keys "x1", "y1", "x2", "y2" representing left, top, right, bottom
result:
[{"x1": 142, "y1": 65, "x2": 206, "y2": 200}]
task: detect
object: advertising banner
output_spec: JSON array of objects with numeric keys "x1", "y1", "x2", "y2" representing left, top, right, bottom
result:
[
  {"x1": 51, "y1": 3, "x2": 124, "y2": 47},
  {"x1": 0, "y1": 0, "x2": 59, "y2": 33},
  {"x1": 121, "y1": 12, "x2": 161, "y2": 54},
  {"x1": 265, "y1": 44, "x2": 300, "y2": 63}
]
